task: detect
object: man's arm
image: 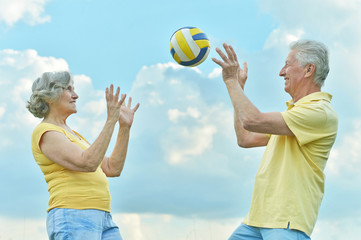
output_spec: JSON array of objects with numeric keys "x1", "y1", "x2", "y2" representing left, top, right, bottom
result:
[
  {"x1": 225, "y1": 79, "x2": 294, "y2": 136},
  {"x1": 212, "y1": 43, "x2": 293, "y2": 148},
  {"x1": 234, "y1": 110, "x2": 270, "y2": 148}
]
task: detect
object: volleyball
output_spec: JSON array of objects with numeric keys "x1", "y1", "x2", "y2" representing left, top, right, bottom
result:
[{"x1": 170, "y1": 27, "x2": 210, "y2": 67}]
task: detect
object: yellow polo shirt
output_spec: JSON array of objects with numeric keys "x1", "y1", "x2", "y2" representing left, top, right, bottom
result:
[
  {"x1": 243, "y1": 92, "x2": 338, "y2": 236},
  {"x1": 31, "y1": 123, "x2": 111, "y2": 212}
]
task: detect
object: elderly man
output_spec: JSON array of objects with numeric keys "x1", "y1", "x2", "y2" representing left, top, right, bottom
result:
[{"x1": 212, "y1": 40, "x2": 338, "y2": 240}]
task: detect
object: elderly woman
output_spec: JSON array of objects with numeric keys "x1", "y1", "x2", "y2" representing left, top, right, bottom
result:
[{"x1": 27, "y1": 71, "x2": 139, "y2": 239}]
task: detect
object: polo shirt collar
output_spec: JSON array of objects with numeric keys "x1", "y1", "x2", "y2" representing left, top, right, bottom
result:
[{"x1": 286, "y1": 92, "x2": 333, "y2": 108}]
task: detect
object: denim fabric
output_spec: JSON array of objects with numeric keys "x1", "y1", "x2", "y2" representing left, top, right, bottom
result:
[
  {"x1": 47, "y1": 208, "x2": 122, "y2": 240},
  {"x1": 229, "y1": 223, "x2": 311, "y2": 240}
]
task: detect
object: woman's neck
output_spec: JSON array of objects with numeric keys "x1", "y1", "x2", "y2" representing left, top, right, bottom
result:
[{"x1": 43, "y1": 111, "x2": 69, "y2": 128}]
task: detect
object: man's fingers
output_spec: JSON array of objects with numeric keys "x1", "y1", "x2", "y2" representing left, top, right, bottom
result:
[
  {"x1": 119, "y1": 93, "x2": 126, "y2": 105},
  {"x1": 224, "y1": 43, "x2": 239, "y2": 63},
  {"x1": 212, "y1": 57, "x2": 224, "y2": 67},
  {"x1": 229, "y1": 45, "x2": 238, "y2": 62},
  {"x1": 109, "y1": 84, "x2": 114, "y2": 96},
  {"x1": 223, "y1": 43, "x2": 233, "y2": 62},
  {"x1": 215, "y1": 47, "x2": 229, "y2": 62},
  {"x1": 105, "y1": 87, "x2": 109, "y2": 101},
  {"x1": 115, "y1": 86, "x2": 120, "y2": 100}
]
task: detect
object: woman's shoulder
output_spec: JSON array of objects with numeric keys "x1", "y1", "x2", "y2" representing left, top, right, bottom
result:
[
  {"x1": 32, "y1": 123, "x2": 67, "y2": 143},
  {"x1": 33, "y1": 122, "x2": 66, "y2": 134}
]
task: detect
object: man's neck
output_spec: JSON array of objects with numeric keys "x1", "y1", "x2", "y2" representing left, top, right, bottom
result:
[{"x1": 292, "y1": 83, "x2": 321, "y2": 103}]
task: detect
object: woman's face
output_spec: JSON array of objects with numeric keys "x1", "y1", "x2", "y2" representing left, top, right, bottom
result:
[{"x1": 52, "y1": 84, "x2": 79, "y2": 116}]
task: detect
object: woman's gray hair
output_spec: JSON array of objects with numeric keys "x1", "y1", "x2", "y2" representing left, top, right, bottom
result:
[
  {"x1": 26, "y1": 71, "x2": 73, "y2": 118},
  {"x1": 290, "y1": 40, "x2": 329, "y2": 87}
]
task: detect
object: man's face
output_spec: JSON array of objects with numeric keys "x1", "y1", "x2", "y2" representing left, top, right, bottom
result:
[{"x1": 279, "y1": 50, "x2": 306, "y2": 96}]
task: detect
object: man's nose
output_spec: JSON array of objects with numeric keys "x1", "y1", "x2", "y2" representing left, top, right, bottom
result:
[{"x1": 279, "y1": 67, "x2": 285, "y2": 76}]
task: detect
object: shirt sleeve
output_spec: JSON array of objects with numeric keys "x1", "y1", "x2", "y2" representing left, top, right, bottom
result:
[
  {"x1": 32, "y1": 124, "x2": 64, "y2": 152},
  {"x1": 281, "y1": 102, "x2": 328, "y2": 146}
]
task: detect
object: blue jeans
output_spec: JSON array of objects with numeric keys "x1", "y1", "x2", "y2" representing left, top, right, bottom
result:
[
  {"x1": 229, "y1": 223, "x2": 311, "y2": 240},
  {"x1": 47, "y1": 208, "x2": 122, "y2": 240}
]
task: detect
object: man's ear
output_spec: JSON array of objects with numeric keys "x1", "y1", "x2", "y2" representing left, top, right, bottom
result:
[{"x1": 305, "y1": 64, "x2": 316, "y2": 78}]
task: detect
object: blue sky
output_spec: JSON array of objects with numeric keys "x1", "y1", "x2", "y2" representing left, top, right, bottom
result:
[{"x1": 1, "y1": 0, "x2": 361, "y2": 239}]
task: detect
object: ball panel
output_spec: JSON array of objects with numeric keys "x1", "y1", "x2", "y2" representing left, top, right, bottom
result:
[
  {"x1": 189, "y1": 28, "x2": 202, "y2": 35},
  {"x1": 170, "y1": 47, "x2": 175, "y2": 57},
  {"x1": 175, "y1": 30, "x2": 195, "y2": 60},
  {"x1": 171, "y1": 34, "x2": 190, "y2": 62},
  {"x1": 170, "y1": 42, "x2": 174, "y2": 52},
  {"x1": 181, "y1": 28, "x2": 200, "y2": 58},
  {"x1": 195, "y1": 39, "x2": 210, "y2": 48},
  {"x1": 173, "y1": 53, "x2": 181, "y2": 64},
  {"x1": 180, "y1": 47, "x2": 210, "y2": 67},
  {"x1": 192, "y1": 33, "x2": 208, "y2": 41},
  {"x1": 196, "y1": 47, "x2": 210, "y2": 66}
]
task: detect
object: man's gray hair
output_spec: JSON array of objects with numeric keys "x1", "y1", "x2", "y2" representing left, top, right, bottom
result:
[
  {"x1": 290, "y1": 40, "x2": 329, "y2": 87},
  {"x1": 26, "y1": 71, "x2": 73, "y2": 118}
]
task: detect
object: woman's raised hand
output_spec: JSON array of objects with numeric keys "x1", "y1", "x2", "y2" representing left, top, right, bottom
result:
[
  {"x1": 105, "y1": 84, "x2": 126, "y2": 124},
  {"x1": 118, "y1": 97, "x2": 140, "y2": 128}
]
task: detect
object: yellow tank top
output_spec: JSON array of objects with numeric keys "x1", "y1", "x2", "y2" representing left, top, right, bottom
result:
[{"x1": 31, "y1": 122, "x2": 111, "y2": 212}]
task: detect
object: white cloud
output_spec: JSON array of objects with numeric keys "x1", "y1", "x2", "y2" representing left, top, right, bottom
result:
[
  {"x1": 114, "y1": 213, "x2": 239, "y2": 240},
  {"x1": 166, "y1": 124, "x2": 218, "y2": 164},
  {"x1": 263, "y1": 28, "x2": 305, "y2": 50},
  {"x1": 168, "y1": 107, "x2": 201, "y2": 122},
  {"x1": 130, "y1": 63, "x2": 235, "y2": 165},
  {"x1": 312, "y1": 215, "x2": 361, "y2": 240},
  {"x1": 117, "y1": 213, "x2": 144, "y2": 240},
  {"x1": 0, "y1": 0, "x2": 51, "y2": 26},
  {"x1": 325, "y1": 120, "x2": 361, "y2": 180},
  {"x1": 0, "y1": 216, "x2": 47, "y2": 240},
  {"x1": 0, "y1": 49, "x2": 70, "y2": 132},
  {"x1": 208, "y1": 67, "x2": 222, "y2": 79},
  {"x1": 0, "y1": 49, "x2": 68, "y2": 78},
  {"x1": 0, "y1": 105, "x2": 5, "y2": 118}
]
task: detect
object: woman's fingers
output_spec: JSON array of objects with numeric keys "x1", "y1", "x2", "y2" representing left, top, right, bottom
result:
[
  {"x1": 127, "y1": 97, "x2": 132, "y2": 108},
  {"x1": 106, "y1": 85, "x2": 139, "y2": 116},
  {"x1": 133, "y1": 103, "x2": 140, "y2": 112}
]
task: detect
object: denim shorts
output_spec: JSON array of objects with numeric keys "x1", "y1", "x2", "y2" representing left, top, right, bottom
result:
[
  {"x1": 229, "y1": 223, "x2": 311, "y2": 240},
  {"x1": 46, "y1": 208, "x2": 122, "y2": 240}
]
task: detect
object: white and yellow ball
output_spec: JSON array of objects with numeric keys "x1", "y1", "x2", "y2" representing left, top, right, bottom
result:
[{"x1": 170, "y1": 27, "x2": 210, "y2": 67}]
